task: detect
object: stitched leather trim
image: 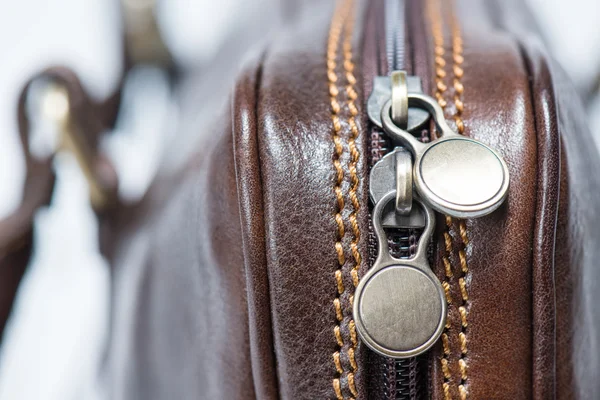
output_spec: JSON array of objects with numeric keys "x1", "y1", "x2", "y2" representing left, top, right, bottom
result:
[
  {"x1": 328, "y1": 0, "x2": 362, "y2": 398},
  {"x1": 343, "y1": 2, "x2": 361, "y2": 397},
  {"x1": 426, "y1": 1, "x2": 453, "y2": 398},
  {"x1": 427, "y1": 0, "x2": 470, "y2": 398},
  {"x1": 449, "y1": 5, "x2": 470, "y2": 399},
  {"x1": 329, "y1": 1, "x2": 350, "y2": 398}
]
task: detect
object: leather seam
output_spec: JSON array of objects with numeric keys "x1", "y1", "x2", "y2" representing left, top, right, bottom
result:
[
  {"x1": 329, "y1": 2, "x2": 352, "y2": 399},
  {"x1": 515, "y1": 39, "x2": 559, "y2": 399},
  {"x1": 253, "y1": 48, "x2": 282, "y2": 399},
  {"x1": 426, "y1": 1, "x2": 453, "y2": 398},
  {"x1": 232, "y1": 48, "x2": 280, "y2": 399},
  {"x1": 342, "y1": 3, "x2": 361, "y2": 399},
  {"x1": 329, "y1": 0, "x2": 362, "y2": 398},
  {"x1": 449, "y1": 4, "x2": 470, "y2": 399},
  {"x1": 427, "y1": 0, "x2": 470, "y2": 398}
]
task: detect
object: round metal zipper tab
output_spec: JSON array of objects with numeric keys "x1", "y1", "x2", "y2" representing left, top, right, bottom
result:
[
  {"x1": 380, "y1": 94, "x2": 510, "y2": 218},
  {"x1": 354, "y1": 194, "x2": 446, "y2": 358}
]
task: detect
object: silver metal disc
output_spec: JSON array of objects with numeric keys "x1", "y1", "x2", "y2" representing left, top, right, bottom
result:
[
  {"x1": 356, "y1": 265, "x2": 445, "y2": 357},
  {"x1": 416, "y1": 138, "x2": 509, "y2": 217}
]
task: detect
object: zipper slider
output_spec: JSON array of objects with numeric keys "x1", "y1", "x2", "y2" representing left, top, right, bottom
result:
[
  {"x1": 380, "y1": 89, "x2": 509, "y2": 218},
  {"x1": 369, "y1": 71, "x2": 510, "y2": 218},
  {"x1": 360, "y1": 112, "x2": 445, "y2": 358},
  {"x1": 354, "y1": 193, "x2": 446, "y2": 358},
  {"x1": 367, "y1": 73, "x2": 430, "y2": 133}
]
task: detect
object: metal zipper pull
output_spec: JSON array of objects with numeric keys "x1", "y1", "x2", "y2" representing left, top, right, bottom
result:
[
  {"x1": 367, "y1": 73, "x2": 430, "y2": 132},
  {"x1": 354, "y1": 193, "x2": 446, "y2": 358},
  {"x1": 371, "y1": 147, "x2": 415, "y2": 216},
  {"x1": 380, "y1": 93, "x2": 509, "y2": 218}
]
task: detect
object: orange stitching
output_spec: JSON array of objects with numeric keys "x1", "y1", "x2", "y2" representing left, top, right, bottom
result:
[
  {"x1": 345, "y1": 5, "x2": 361, "y2": 291},
  {"x1": 328, "y1": 0, "x2": 346, "y2": 395},
  {"x1": 458, "y1": 306, "x2": 468, "y2": 327},
  {"x1": 442, "y1": 281, "x2": 453, "y2": 305},
  {"x1": 334, "y1": 298, "x2": 344, "y2": 321},
  {"x1": 329, "y1": 1, "x2": 358, "y2": 398},
  {"x1": 443, "y1": 383, "x2": 452, "y2": 400},
  {"x1": 458, "y1": 249, "x2": 468, "y2": 274},
  {"x1": 459, "y1": 220, "x2": 469, "y2": 245},
  {"x1": 334, "y1": 326, "x2": 344, "y2": 347},
  {"x1": 348, "y1": 348, "x2": 358, "y2": 370},
  {"x1": 348, "y1": 373, "x2": 358, "y2": 397},
  {"x1": 349, "y1": 320, "x2": 357, "y2": 345},
  {"x1": 458, "y1": 332, "x2": 468, "y2": 355},
  {"x1": 458, "y1": 385, "x2": 468, "y2": 400},
  {"x1": 427, "y1": 1, "x2": 454, "y2": 397},
  {"x1": 441, "y1": 357, "x2": 452, "y2": 380},
  {"x1": 342, "y1": 1, "x2": 360, "y2": 396},
  {"x1": 458, "y1": 278, "x2": 469, "y2": 302},
  {"x1": 334, "y1": 352, "x2": 343, "y2": 374},
  {"x1": 335, "y1": 270, "x2": 345, "y2": 294},
  {"x1": 334, "y1": 379, "x2": 343, "y2": 400},
  {"x1": 429, "y1": 0, "x2": 471, "y2": 397},
  {"x1": 450, "y1": 0, "x2": 470, "y2": 396},
  {"x1": 442, "y1": 333, "x2": 451, "y2": 355}
]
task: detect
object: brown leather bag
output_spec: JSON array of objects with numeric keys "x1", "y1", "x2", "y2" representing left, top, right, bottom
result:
[{"x1": 2, "y1": 0, "x2": 600, "y2": 399}]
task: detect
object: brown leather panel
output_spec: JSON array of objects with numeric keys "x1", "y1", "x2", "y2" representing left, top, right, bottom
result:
[
  {"x1": 427, "y1": 1, "x2": 538, "y2": 398},
  {"x1": 255, "y1": 0, "x2": 369, "y2": 398},
  {"x1": 485, "y1": 1, "x2": 600, "y2": 396},
  {"x1": 553, "y1": 67, "x2": 600, "y2": 399},
  {"x1": 233, "y1": 54, "x2": 279, "y2": 400},
  {"x1": 555, "y1": 142, "x2": 575, "y2": 400},
  {"x1": 102, "y1": 114, "x2": 255, "y2": 399},
  {"x1": 519, "y1": 40, "x2": 561, "y2": 400}
]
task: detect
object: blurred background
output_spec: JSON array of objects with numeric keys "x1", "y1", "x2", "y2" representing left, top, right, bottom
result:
[{"x1": 0, "y1": 0, "x2": 598, "y2": 399}]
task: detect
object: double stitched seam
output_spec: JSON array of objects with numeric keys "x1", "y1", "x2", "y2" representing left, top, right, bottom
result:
[
  {"x1": 343, "y1": 1, "x2": 361, "y2": 398},
  {"x1": 426, "y1": 1, "x2": 453, "y2": 399},
  {"x1": 328, "y1": 1, "x2": 360, "y2": 398},
  {"x1": 428, "y1": 0, "x2": 470, "y2": 398},
  {"x1": 449, "y1": 5, "x2": 470, "y2": 398}
]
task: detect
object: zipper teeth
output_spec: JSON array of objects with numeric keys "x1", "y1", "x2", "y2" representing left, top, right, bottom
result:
[
  {"x1": 384, "y1": 0, "x2": 397, "y2": 71},
  {"x1": 385, "y1": 1, "x2": 426, "y2": 400},
  {"x1": 393, "y1": 0, "x2": 406, "y2": 70},
  {"x1": 385, "y1": 0, "x2": 406, "y2": 72}
]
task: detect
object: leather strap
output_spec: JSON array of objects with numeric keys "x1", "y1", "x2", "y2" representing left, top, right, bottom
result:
[{"x1": 0, "y1": 67, "x2": 121, "y2": 340}]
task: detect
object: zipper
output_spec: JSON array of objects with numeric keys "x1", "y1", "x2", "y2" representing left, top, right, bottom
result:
[
  {"x1": 366, "y1": 1, "x2": 427, "y2": 398},
  {"x1": 362, "y1": 1, "x2": 510, "y2": 399},
  {"x1": 385, "y1": 0, "x2": 406, "y2": 73},
  {"x1": 385, "y1": 2, "x2": 425, "y2": 399},
  {"x1": 384, "y1": 3, "x2": 418, "y2": 398}
]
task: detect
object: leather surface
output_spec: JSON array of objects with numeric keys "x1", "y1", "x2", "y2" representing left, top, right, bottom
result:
[
  {"x1": 252, "y1": 1, "x2": 369, "y2": 397},
  {"x1": 233, "y1": 53, "x2": 279, "y2": 400},
  {"x1": 487, "y1": 1, "x2": 600, "y2": 397},
  {"x1": 424, "y1": 1, "x2": 598, "y2": 398},
  {"x1": 72, "y1": 0, "x2": 596, "y2": 399},
  {"x1": 424, "y1": 1, "x2": 538, "y2": 398},
  {"x1": 101, "y1": 113, "x2": 256, "y2": 399},
  {"x1": 523, "y1": 44, "x2": 561, "y2": 400},
  {"x1": 553, "y1": 62, "x2": 600, "y2": 400}
]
